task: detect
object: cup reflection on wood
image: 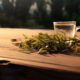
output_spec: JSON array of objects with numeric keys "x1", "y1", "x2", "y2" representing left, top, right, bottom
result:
[{"x1": 53, "y1": 21, "x2": 76, "y2": 39}]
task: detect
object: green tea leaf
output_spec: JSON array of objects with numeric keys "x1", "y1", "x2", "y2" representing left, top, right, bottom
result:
[
  {"x1": 61, "y1": 49, "x2": 68, "y2": 52},
  {"x1": 11, "y1": 39, "x2": 17, "y2": 42},
  {"x1": 23, "y1": 34, "x2": 28, "y2": 39},
  {"x1": 75, "y1": 42, "x2": 78, "y2": 51},
  {"x1": 12, "y1": 32, "x2": 80, "y2": 54},
  {"x1": 74, "y1": 35, "x2": 77, "y2": 38},
  {"x1": 14, "y1": 43, "x2": 20, "y2": 46},
  {"x1": 21, "y1": 42, "x2": 33, "y2": 51},
  {"x1": 38, "y1": 48, "x2": 47, "y2": 54},
  {"x1": 69, "y1": 37, "x2": 78, "y2": 41},
  {"x1": 52, "y1": 42, "x2": 60, "y2": 48}
]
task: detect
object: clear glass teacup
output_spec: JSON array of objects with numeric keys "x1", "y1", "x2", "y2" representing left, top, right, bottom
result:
[
  {"x1": 53, "y1": 21, "x2": 77, "y2": 46},
  {"x1": 53, "y1": 21, "x2": 76, "y2": 39}
]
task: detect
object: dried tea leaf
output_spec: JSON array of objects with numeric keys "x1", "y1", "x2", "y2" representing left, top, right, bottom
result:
[
  {"x1": 11, "y1": 39, "x2": 17, "y2": 42},
  {"x1": 38, "y1": 48, "x2": 47, "y2": 54},
  {"x1": 12, "y1": 32, "x2": 80, "y2": 53},
  {"x1": 75, "y1": 42, "x2": 78, "y2": 51},
  {"x1": 21, "y1": 42, "x2": 33, "y2": 51},
  {"x1": 61, "y1": 49, "x2": 68, "y2": 52},
  {"x1": 23, "y1": 34, "x2": 28, "y2": 39},
  {"x1": 14, "y1": 43, "x2": 20, "y2": 46}
]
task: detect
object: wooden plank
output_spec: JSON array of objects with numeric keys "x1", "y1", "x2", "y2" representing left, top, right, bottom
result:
[{"x1": 0, "y1": 28, "x2": 80, "y2": 73}]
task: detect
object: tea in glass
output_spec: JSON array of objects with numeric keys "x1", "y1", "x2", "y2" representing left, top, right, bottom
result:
[{"x1": 53, "y1": 21, "x2": 76, "y2": 39}]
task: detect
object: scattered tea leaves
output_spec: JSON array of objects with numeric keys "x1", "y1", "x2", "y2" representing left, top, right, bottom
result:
[{"x1": 11, "y1": 32, "x2": 80, "y2": 54}]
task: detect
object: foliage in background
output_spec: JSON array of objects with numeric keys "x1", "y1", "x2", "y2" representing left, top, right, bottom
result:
[
  {"x1": 15, "y1": 0, "x2": 35, "y2": 21},
  {"x1": 25, "y1": 22, "x2": 40, "y2": 28},
  {"x1": 50, "y1": 0, "x2": 64, "y2": 21},
  {"x1": 33, "y1": 0, "x2": 80, "y2": 29},
  {"x1": 2, "y1": 0, "x2": 14, "y2": 16},
  {"x1": 0, "y1": 0, "x2": 80, "y2": 28},
  {"x1": 11, "y1": 33, "x2": 80, "y2": 54},
  {"x1": 33, "y1": 0, "x2": 49, "y2": 28},
  {"x1": 64, "y1": 0, "x2": 80, "y2": 16},
  {"x1": 0, "y1": 0, "x2": 35, "y2": 28},
  {"x1": 0, "y1": 14, "x2": 23, "y2": 27}
]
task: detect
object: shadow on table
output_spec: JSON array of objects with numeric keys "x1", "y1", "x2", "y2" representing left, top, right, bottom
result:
[{"x1": 0, "y1": 60, "x2": 80, "y2": 80}]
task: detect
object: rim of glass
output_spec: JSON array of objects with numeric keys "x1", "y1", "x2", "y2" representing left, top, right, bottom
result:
[{"x1": 53, "y1": 21, "x2": 76, "y2": 24}]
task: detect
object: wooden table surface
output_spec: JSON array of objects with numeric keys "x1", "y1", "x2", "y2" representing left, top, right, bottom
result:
[{"x1": 0, "y1": 28, "x2": 80, "y2": 73}]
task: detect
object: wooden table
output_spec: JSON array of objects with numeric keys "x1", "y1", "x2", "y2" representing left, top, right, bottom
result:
[{"x1": 0, "y1": 28, "x2": 80, "y2": 80}]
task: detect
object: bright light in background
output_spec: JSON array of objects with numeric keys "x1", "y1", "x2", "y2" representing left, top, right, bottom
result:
[
  {"x1": 9, "y1": 0, "x2": 12, "y2": 3},
  {"x1": 30, "y1": 2, "x2": 51, "y2": 10},
  {"x1": 9, "y1": 0, "x2": 16, "y2": 3},
  {"x1": 13, "y1": 0, "x2": 16, "y2": 7},
  {"x1": 0, "y1": 0, "x2": 3, "y2": 9},
  {"x1": 14, "y1": 0, "x2": 16, "y2": 2},
  {"x1": 0, "y1": 0, "x2": 2, "y2": 4},
  {"x1": 45, "y1": 0, "x2": 51, "y2": 4},
  {"x1": 29, "y1": 0, "x2": 51, "y2": 15},
  {"x1": 30, "y1": 2, "x2": 37, "y2": 10},
  {"x1": 46, "y1": 4, "x2": 51, "y2": 10},
  {"x1": 13, "y1": 3, "x2": 16, "y2": 7}
]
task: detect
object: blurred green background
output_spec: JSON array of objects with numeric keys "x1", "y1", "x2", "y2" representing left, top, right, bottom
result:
[{"x1": 0, "y1": 0, "x2": 80, "y2": 29}]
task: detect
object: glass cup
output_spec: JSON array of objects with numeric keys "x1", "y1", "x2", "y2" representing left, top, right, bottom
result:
[{"x1": 53, "y1": 21, "x2": 76, "y2": 39}]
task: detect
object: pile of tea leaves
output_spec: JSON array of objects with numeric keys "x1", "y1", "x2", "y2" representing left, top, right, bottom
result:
[{"x1": 11, "y1": 33, "x2": 80, "y2": 54}]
